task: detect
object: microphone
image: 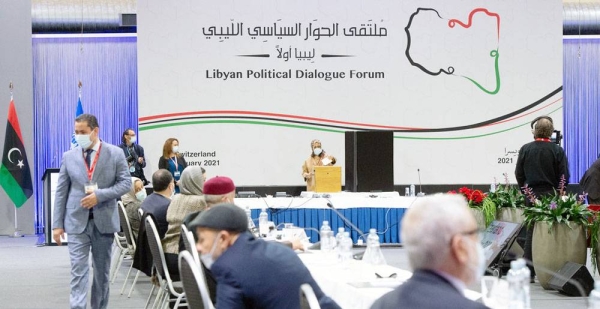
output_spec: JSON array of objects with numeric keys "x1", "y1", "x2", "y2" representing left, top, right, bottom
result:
[
  {"x1": 326, "y1": 201, "x2": 370, "y2": 260},
  {"x1": 417, "y1": 168, "x2": 423, "y2": 196},
  {"x1": 326, "y1": 201, "x2": 367, "y2": 241}
]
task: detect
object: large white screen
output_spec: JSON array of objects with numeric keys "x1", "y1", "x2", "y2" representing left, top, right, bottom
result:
[{"x1": 138, "y1": 0, "x2": 562, "y2": 186}]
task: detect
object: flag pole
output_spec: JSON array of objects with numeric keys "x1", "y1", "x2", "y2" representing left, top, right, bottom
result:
[{"x1": 8, "y1": 82, "x2": 23, "y2": 238}]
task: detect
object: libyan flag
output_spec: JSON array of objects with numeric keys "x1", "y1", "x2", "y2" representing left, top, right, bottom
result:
[{"x1": 0, "y1": 99, "x2": 33, "y2": 208}]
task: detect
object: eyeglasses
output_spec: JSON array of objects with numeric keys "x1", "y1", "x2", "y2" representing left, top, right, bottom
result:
[{"x1": 461, "y1": 227, "x2": 480, "y2": 237}]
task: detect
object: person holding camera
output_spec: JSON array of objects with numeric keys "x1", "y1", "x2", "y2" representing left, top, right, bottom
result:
[
  {"x1": 515, "y1": 115, "x2": 570, "y2": 282},
  {"x1": 119, "y1": 128, "x2": 148, "y2": 185}
]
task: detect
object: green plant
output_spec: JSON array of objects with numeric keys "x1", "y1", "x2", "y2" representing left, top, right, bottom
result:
[
  {"x1": 591, "y1": 218, "x2": 600, "y2": 273},
  {"x1": 449, "y1": 186, "x2": 496, "y2": 227},
  {"x1": 522, "y1": 191, "x2": 591, "y2": 229},
  {"x1": 487, "y1": 173, "x2": 525, "y2": 208}
]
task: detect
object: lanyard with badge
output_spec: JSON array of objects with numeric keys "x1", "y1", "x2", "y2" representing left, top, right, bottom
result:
[
  {"x1": 171, "y1": 156, "x2": 180, "y2": 178},
  {"x1": 127, "y1": 146, "x2": 136, "y2": 173},
  {"x1": 535, "y1": 138, "x2": 551, "y2": 142},
  {"x1": 84, "y1": 144, "x2": 102, "y2": 194}
]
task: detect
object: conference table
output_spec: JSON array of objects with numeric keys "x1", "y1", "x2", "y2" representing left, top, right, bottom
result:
[
  {"x1": 237, "y1": 192, "x2": 415, "y2": 243},
  {"x1": 298, "y1": 250, "x2": 482, "y2": 309}
]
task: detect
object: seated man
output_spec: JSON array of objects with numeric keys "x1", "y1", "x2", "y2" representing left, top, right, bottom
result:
[
  {"x1": 141, "y1": 169, "x2": 175, "y2": 239},
  {"x1": 371, "y1": 194, "x2": 488, "y2": 309},
  {"x1": 192, "y1": 203, "x2": 340, "y2": 309}
]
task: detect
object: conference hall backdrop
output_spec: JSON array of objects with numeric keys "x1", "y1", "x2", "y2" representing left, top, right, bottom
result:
[{"x1": 137, "y1": 0, "x2": 564, "y2": 187}]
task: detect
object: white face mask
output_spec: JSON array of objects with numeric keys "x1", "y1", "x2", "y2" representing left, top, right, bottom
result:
[
  {"x1": 313, "y1": 148, "x2": 322, "y2": 156},
  {"x1": 76, "y1": 134, "x2": 93, "y2": 150},
  {"x1": 135, "y1": 190, "x2": 147, "y2": 202},
  {"x1": 172, "y1": 146, "x2": 179, "y2": 153},
  {"x1": 130, "y1": 136, "x2": 137, "y2": 144},
  {"x1": 200, "y1": 233, "x2": 222, "y2": 270},
  {"x1": 466, "y1": 237, "x2": 486, "y2": 285}
]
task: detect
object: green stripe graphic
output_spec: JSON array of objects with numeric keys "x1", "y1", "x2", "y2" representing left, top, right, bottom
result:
[{"x1": 139, "y1": 107, "x2": 561, "y2": 140}]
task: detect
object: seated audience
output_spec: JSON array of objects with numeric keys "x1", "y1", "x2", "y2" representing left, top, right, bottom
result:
[
  {"x1": 141, "y1": 169, "x2": 174, "y2": 239},
  {"x1": 120, "y1": 176, "x2": 146, "y2": 240},
  {"x1": 162, "y1": 166, "x2": 207, "y2": 280},
  {"x1": 370, "y1": 194, "x2": 488, "y2": 309},
  {"x1": 192, "y1": 203, "x2": 340, "y2": 309}
]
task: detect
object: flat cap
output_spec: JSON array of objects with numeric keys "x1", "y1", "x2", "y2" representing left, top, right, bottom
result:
[{"x1": 190, "y1": 203, "x2": 248, "y2": 232}]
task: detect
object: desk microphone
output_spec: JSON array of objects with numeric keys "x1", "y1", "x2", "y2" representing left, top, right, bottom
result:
[
  {"x1": 326, "y1": 201, "x2": 371, "y2": 260},
  {"x1": 417, "y1": 168, "x2": 423, "y2": 195},
  {"x1": 326, "y1": 201, "x2": 367, "y2": 241}
]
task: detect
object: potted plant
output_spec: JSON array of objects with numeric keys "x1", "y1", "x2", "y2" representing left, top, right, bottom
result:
[
  {"x1": 449, "y1": 187, "x2": 495, "y2": 229},
  {"x1": 487, "y1": 173, "x2": 526, "y2": 223},
  {"x1": 522, "y1": 176, "x2": 592, "y2": 289}
]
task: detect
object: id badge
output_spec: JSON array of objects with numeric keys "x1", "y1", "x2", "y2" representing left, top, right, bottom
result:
[
  {"x1": 129, "y1": 166, "x2": 136, "y2": 173},
  {"x1": 85, "y1": 181, "x2": 98, "y2": 194}
]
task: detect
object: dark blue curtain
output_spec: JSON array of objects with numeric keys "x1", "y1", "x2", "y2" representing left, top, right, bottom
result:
[
  {"x1": 563, "y1": 38, "x2": 600, "y2": 185},
  {"x1": 32, "y1": 35, "x2": 138, "y2": 233}
]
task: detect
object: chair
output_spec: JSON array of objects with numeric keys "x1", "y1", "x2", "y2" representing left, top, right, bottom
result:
[
  {"x1": 181, "y1": 225, "x2": 200, "y2": 265},
  {"x1": 117, "y1": 202, "x2": 142, "y2": 297},
  {"x1": 145, "y1": 216, "x2": 187, "y2": 308},
  {"x1": 179, "y1": 251, "x2": 215, "y2": 309},
  {"x1": 110, "y1": 201, "x2": 134, "y2": 283},
  {"x1": 299, "y1": 283, "x2": 321, "y2": 309}
]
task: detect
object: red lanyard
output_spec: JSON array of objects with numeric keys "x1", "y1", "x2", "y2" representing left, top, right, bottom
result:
[
  {"x1": 535, "y1": 138, "x2": 551, "y2": 142},
  {"x1": 83, "y1": 143, "x2": 102, "y2": 181},
  {"x1": 171, "y1": 156, "x2": 178, "y2": 170}
]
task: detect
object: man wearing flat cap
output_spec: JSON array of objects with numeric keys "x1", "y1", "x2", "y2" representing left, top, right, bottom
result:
[{"x1": 192, "y1": 204, "x2": 340, "y2": 309}]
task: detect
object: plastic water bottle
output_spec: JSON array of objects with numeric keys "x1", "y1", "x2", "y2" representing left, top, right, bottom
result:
[
  {"x1": 245, "y1": 206, "x2": 257, "y2": 236},
  {"x1": 507, "y1": 260, "x2": 525, "y2": 309},
  {"x1": 320, "y1": 221, "x2": 332, "y2": 252},
  {"x1": 259, "y1": 208, "x2": 269, "y2": 237},
  {"x1": 338, "y1": 232, "x2": 353, "y2": 264},
  {"x1": 363, "y1": 229, "x2": 386, "y2": 265},
  {"x1": 518, "y1": 259, "x2": 531, "y2": 309},
  {"x1": 589, "y1": 281, "x2": 600, "y2": 309},
  {"x1": 334, "y1": 227, "x2": 345, "y2": 250},
  {"x1": 410, "y1": 184, "x2": 415, "y2": 197}
]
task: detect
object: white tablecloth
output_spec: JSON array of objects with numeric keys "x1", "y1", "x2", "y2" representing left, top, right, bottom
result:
[
  {"x1": 237, "y1": 192, "x2": 418, "y2": 210},
  {"x1": 299, "y1": 251, "x2": 482, "y2": 309}
]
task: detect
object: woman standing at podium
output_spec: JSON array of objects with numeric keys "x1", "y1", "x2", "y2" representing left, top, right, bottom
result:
[{"x1": 302, "y1": 139, "x2": 336, "y2": 191}]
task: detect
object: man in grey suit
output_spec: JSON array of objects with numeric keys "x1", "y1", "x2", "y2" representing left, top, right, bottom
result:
[
  {"x1": 371, "y1": 194, "x2": 489, "y2": 309},
  {"x1": 53, "y1": 114, "x2": 131, "y2": 309}
]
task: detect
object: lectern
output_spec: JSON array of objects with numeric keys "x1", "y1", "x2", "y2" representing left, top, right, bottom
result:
[{"x1": 314, "y1": 166, "x2": 342, "y2": 193}]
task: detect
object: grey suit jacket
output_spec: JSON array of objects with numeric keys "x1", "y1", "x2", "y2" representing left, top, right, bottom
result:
[{"x1": 52, "y1": 141, "x2": 131, "y2": 234}]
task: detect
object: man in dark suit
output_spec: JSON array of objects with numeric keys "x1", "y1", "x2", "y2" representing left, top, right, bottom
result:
[
  {"x1": 119, "y1": 128, "x2": 148, "y2": 185},
  {"x1": 371, "y1": 194, "x2": 489, "y2": 309},
  {"x1": 52, "y1": 114, "x2": 131, "y2": 309},
  {"x1": 580, "y1": 157, "x2": 600, "y2": 205},
  {"x1": 192, "y1": 203, "x2": 340, "y2": 309}
]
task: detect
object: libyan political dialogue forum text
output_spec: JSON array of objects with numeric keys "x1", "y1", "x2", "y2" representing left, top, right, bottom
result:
[{"x1": 206, "y1": 69, "x2": 385, "y2": 81}]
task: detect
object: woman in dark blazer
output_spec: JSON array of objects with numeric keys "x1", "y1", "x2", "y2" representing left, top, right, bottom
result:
[{"x1": 158, "y1": 137, "x2": 187, "y2": 193}]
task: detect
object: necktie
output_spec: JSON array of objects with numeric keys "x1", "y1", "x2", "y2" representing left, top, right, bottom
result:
[{"x1": 85, "y1": 149, "x2": 93, "y2": 167}]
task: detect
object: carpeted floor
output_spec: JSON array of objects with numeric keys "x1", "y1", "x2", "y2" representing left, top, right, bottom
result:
[{"x1": 0, "y1": 235, "x2": 595, "y2": 309}]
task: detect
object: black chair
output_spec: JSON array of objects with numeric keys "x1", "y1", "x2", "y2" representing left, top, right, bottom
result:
[
  {"x1": 117, "y1": 202, "x2": 141, "y2": 297},
  {"x1": 181, "y1": 225, "x2": 200, "y2": 265},
  {"x1": 145, "y1": 217, "x2": 186, "y2": 308},
  {"x1": 178, "y1": 251, "x2": 215, "y2": 309}
]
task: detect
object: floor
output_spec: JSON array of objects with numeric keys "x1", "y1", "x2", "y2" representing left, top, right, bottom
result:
[{"x1": 0, "y1": 235, "x2": 595, "y2": 309}]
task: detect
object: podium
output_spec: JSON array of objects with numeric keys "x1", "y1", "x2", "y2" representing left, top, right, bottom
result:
[
  {"x1": 314, "y1": 166, "x2": 342, "y2": 193},
  {"x1": 42, "y1": 168, "x2": 67, "y2": 245}
]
